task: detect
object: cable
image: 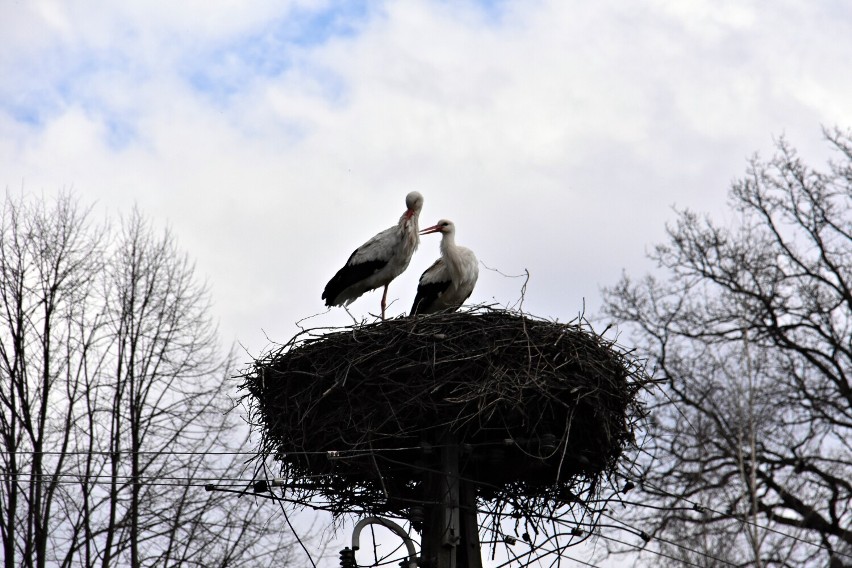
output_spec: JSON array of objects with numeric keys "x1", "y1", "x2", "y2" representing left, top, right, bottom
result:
[
  {"x1": 632, "y1": 477, "x2": 852, "y2": 561},
  {"x1": 558, "y1": 552, "x2": 600, "y2": 567},
  {"x1": 208, "y1": 479, "x2": 772, "y2": 568},
  {"x1": 597, "y1": 511, "x2": 739, "y2": 567},
  {"x1": 0, "y1": 450, "x2": 302, "y2": 457},
  {"x1": 488, "y1": 531, "x2": 597, "y2": 568},
  {"x1": 0, "y1": 439, "x2": 520, "y2": 458},
  {"x1": 7, "y1": 434, "x2": 840, "y2": 564},
  {"x1": 0, "y1": 472, "x2": 273, "y2": 486},
  {"x1": 596, "y1": 533, "x2": 712, "y2": 568},
  {"x1": 622, "y1": 362, "x2": 852, "y2": 563},
  {"x1": 277, "y1": 496, "x2": 318, "y2": 568},
  {"x1": 614, "y1": 404, "x2": 851, "y2": 562}
]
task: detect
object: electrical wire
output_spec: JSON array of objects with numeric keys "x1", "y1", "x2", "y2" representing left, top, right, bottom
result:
[
  {"x1": 6, "y1": 452, "x2": 845, "y2": 566},
  {"x1": 596, "y1": 533, "x2": 713, "y2": 568},
  {"x1": 0, "y1": 439, "x2": 518, "y2": 458},
  {"x1": 212, "y1": 482, "x2": 829, "y2": 568},
  {"x1": 630, "y1": 476, "x2": 852, "y2": 562},
  {"x1": 597, "y1": 511, "x2": 740, "y2": 567},
  {"x1": 2, "y1": 436, "x2": 847, "y2": 565}
]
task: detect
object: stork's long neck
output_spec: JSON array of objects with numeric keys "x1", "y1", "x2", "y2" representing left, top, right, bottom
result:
[
  {"x1": 399, "y1": 209, "x2": 420, "y2": 255},
  {"x1": 440, "y1": 232, "x2": 462, "y2": 286},
  {"x1": 439, "y1": 231, "x2": 456, "y2": 256}
]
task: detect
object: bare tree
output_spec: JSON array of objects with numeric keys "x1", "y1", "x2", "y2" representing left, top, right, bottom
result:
[
  {"x1": 602, "y1": 129, "x2": 852, "y2": 567},
  {"x1": 0, "y1": 192, "x2": 307, "y2": 568}
]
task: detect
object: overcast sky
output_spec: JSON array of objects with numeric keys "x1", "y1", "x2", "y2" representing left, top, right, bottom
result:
[
  {"x1": 3, "y1": 0, "x2": 852, "y2": 349},
  {"x1": 3, "y1": 0, "x2": 852, "y2": 563}
]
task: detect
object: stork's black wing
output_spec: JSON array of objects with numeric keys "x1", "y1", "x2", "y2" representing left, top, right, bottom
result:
[
  {"x1": 410, "y1": 279, "x2": 452, "y2": 315},
  {"x1": 322, "y1": 257, "x2": 388, "y2": 306}
]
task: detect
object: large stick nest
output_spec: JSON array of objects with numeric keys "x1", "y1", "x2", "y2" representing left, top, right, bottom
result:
[{"x1": 239, "y1": 307, "x2": 649, "y2": 521}]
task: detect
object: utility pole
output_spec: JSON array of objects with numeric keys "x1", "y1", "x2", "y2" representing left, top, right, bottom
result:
[{"x1": 419, "y1": 438, "x2": 482, "y2": 568}]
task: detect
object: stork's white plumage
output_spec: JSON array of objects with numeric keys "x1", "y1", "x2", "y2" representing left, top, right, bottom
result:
[
  {"x1": 323, "y1": 191, "x2": 424, "y2": 319},
  {"x1": 410, "y1": 219, "x2": 478, "y2": 316}
]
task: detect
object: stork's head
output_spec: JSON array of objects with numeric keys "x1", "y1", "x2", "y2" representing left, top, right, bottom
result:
[
  {"x1": 420, "y1": 219, "x2": 454, "y2": 236},
  {"x1": 404, "y1": 191, "x2": 424, "y2": 219}
]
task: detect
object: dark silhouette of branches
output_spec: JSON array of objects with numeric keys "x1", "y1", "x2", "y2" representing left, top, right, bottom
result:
[
  {"x1": 602, "y1": 128, "x2": 852, "y2": 567},
  {"x1": 0, "y1": 192, "x2": 308, "y2": 568}
]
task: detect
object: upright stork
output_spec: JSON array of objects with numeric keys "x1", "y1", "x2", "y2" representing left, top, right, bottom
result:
[
  {"x1": 323, "y1": 191, "x2": 424, "y2": 319},
  {"x1": 410, "y1": 219, "x2": 478, "y2": 315}
]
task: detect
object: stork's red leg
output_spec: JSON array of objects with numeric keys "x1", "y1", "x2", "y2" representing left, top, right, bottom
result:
[{"x1": 380, "y1": 285, "x2": 389, "y2": 320}]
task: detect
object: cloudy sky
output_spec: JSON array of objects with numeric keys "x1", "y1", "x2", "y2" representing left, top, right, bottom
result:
[
  {"x1": 3, "y1": 0, "x2": 852, "y2": 563},
  {"x1": 4, "y1": 0, "x2": 852, "y2": 350}
]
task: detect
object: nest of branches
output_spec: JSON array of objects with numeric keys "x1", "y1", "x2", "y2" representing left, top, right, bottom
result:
[{"x1": 239, "y1": 307, "x2": 649, "y2": 523}]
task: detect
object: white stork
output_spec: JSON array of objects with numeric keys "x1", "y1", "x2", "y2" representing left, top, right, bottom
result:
[
  {"x1": 322, "y1": 191, "x2": 424, "y2": 319},
  {"x1": 410, "y1": 219, "x2": 479, "y2": 315}
]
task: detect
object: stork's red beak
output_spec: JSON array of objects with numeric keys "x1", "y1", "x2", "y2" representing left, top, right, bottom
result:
[
  {"x1": 404, "y1": 209, "x2": 415, "y2": 220},
  {"x1": 419, "y1": 224, "x2": 441, "y2": 235}
]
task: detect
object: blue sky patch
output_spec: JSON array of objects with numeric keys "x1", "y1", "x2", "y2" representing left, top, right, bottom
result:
[
  {"x1": 1, "y1": 95, "x2": 55, "y2": 127},
  {"x1": 468, "y1": 0, "x2": 510, "y2": 23},
  {"x1": 1, "y1": 46, "x2": 143, "y2": 144},
  {"x1": 183, "y1": 2, "x2": 371, "y2": 106},
  {"x1": 94, "y1": 109, "x2": 139, "y2": 151}
]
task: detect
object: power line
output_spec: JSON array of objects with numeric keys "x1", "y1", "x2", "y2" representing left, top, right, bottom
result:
[
  {"x1": 0, "y1": 472, "x2": 254, "y2": 486},
  {"x1": 4, "y1": 439, "x2": 845, "y2": 564},
  {"x1": 557, "y1": 552, "x2": 600, "y2": 567},
  {"x1": 632, "y1": 477, "x2": 852, "y2": 561},
  {"x1": 8, "y1": 463, "x2": 840, "y2": 564},
  {"x1": 211, "y1": 489, "x2": 748, "y2": 568},
  {"x1": 598, "y1": 511, "x2": 739, "y2": 567},
  {"x1": 2, "y1": 450, "x2": 258, "y2": 457},
  {"x1": 596, "y1": 532, "x2": 713, "y2": 568},
  {"x1": 0, "y1": 439, "x2": 517, "y2": 458}
]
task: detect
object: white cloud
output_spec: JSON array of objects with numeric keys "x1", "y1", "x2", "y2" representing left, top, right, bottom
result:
[{"x1": 2, "y1": 0, "x2": 851, "y2": 343}]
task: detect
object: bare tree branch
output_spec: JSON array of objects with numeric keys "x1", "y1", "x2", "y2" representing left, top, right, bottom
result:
[{"x1": 602, "y1": 130, "x2": 852, "y2": 567}]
